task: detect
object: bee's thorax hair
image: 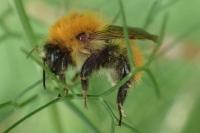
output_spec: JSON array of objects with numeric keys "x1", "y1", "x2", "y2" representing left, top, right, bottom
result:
[{"x1": 48, "y1": 11, "x2": 107, "y2": 51}]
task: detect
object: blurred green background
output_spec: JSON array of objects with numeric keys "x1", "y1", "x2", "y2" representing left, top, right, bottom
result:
[{"x1": 0, "y1": 0, "x2": 200, "y2": 133}]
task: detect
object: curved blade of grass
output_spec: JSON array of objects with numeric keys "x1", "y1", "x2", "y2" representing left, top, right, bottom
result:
[
  {"x1": 101, "y1": 99, "x2": 140, "y2": 133},
  {"x1": 15, "y1": 79, "x2": 42, "y2": 101},
  {"x1": 117, "y1": 0, "x2": 134, "y2": 70},
  {"x1": 0, "y1": 94, "x2": 38, "y2": 109},
  {"x1": 4, "y1": 97, "x2": 60, "y2": 133},
  {"x1": 0, "y1": 7, "x2": 13, "y2": 19},
  {"x1": 10, "y1": 0, "x2": 37, "y2": 46},
  {"x1": 144, "y1": 69, "x2": 161, "y2": 99},
  {"x1": 158, "y1": 0, "x2": 181, "y2": 11},
  {"x1": 98, "y1": 67, "x2": 145, "y2": 97},
  {"x1": 49, "y1": 104, "x2": 64, "y2": 133},
  {"x1": 0, "y1": 8, "x2": 13, "y2": 34},
  {"x1": 0, "y1": 8, "x2": 23, "y2": 45},
  {"x1": 110, "y1": 119, "x2": 115, "y2": 133},
  {"x1": 0, "y1": 101, "x2": 12, "y2": 109},
  {"x1": 144, "y1": 0, "x2": 177, "y2": 29},
  {"x1": 98, "y1": 73, "x2": 133, "y2": 97},
  {"x1": 17, "y1": 95, "x2": 38, "y2": 107},
  {"x1": 0, "y1": 79, "x2": 41, "y2": 110},
  {"x1": 143, "y1": 0, "x2": 161, "y2": 29},
  {"x1": 111, "y1": 10, "x2": 121, "y2": 24},
  {"x1": 0, "y1": 34, "x2": 9, "y2": 44},
  {"x1": 64, "y1": 100, "x2": 100, "y2": 133},
  {"x1": 157, "y1": 22, "x2": 200, "y2": 57},
  {"x1": 146, "y1": 13, "x2": 168, "y2": 66}
]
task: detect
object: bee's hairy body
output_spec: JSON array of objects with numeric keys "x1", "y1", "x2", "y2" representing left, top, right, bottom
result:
[{"x1": 43, "y1": 11, "x2": 157, "y2": 126}]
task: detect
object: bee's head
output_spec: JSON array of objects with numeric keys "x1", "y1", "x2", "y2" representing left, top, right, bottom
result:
[
  {"x1": 47, "y1": 11, "x2": 106, "y2": 55},
  {"x1": 43, "y1": 42, "x2": 73, "y2": 75}
]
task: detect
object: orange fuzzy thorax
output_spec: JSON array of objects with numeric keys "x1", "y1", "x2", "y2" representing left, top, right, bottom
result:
[{"x1": 48, "y1": 11, "x2": 106, "y2": 51}]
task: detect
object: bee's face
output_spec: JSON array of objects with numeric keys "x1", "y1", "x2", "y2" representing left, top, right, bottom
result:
[{"x1": 43, "y1": 44, "x2": 73, "y2": 74}]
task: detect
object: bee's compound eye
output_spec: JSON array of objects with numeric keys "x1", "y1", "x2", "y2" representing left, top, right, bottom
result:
[{"x1": 76, "y1": 32, "x2": 90, "y2": 42}]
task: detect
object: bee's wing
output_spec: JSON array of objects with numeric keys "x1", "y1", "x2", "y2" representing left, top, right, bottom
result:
[{"x1": 92, "y1": 25, "x2": 158, "y2": 42}]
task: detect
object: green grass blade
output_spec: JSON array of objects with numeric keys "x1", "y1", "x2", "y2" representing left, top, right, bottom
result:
[
  {"x1": 157, "y1": 22, "x2": 200, "y2": 57},
  {"x1": 64, "y1": 100, "x2": 100, "y2": 133},
  {"x1": 145, "y1": 69, "x2": 161, "y2": 99},
  {"x1": 110, "y1": 119, "x2": 116, "y2": 133},
  {"x1": 49, "y1": 104, "x2": 64, "y2": 133},
  {"x1": 0, "y1": 7, "x2": 13, "y2": 19},
  {"x1": 117, "y1": 0, "x2": 134, "y2": 70},
  {"x1": 10, "y1": 0, "x2": 37, "y2": 46},
  {"x1": 158, "y1": 0, "x2": 181, "y2": 11},
  {"x1": 0, "y1": 101, "x2": 12, "y2": 109},
  {"x1": 144, "y1": 0, "x2": 178, "y2": 29},
  {"x1": 98, "y1": 67, "x2": 145, "y2": 97},
  {"x1": 15, "y1": 79, "x2": 42, "y2": 101},
  {"x1": 111, "y1": 10, "x2": 121, "y2": 24},
  {"x1": 4, "y1": 97, "x2": 60, "y2": 133},
  {"x1": 101, "y1": 99, "x2": 140, "y2": 133},
  {"x1": 143, "y1": 0, "x2": 161, "y2": 29},
  {"x1": 17, "y1": 95, "x2": 38, "y2": 107},
  {"x1": 146, "y1": 13, "x2": 169, "y2": 66},
  {"x1": 0, "y1": 95, "x2": 38, "y2": 109}
]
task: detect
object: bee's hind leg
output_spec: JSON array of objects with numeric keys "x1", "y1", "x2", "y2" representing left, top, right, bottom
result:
[
  {"x1": 43, "y1": 58, "x2": 46, "y2": 89},
  {"x1": 80, "y1": 53, "x2": 100, "y2": 108},
  {"x1": 115, "y1": 56, "x2": 132, "y2": 126},
  {"x1": 117, "y1": 82, "x2": 132, "y2": 126}
]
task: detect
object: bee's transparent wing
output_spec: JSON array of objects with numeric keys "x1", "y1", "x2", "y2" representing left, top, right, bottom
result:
[{"x1": 92, "y1": 25, "x2": 158, "y2": 42}]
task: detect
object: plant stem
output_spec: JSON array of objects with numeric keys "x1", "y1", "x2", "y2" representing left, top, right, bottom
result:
[
  {"x1": 4, "y1": 97, "x2": 60, "y2": 133},
  {"x1": 11, "y1": 0, "x2": 37, "y2": 46},
  {"x1": 64, "y1": 100, "x2": 100, "y2": 133},
  {"x1": 118, "y1": 0, "x2": 134, "y2": 71}
]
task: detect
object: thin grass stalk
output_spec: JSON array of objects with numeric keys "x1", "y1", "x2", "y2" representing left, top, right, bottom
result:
[
  {"x1": 146, "y1": 13, "x2": 169, "y2": 66},
  {"x1": 117, "y1": 0, "x2": 134, "y2": 71},
  {"x1": 64, "y1": 100, "x2": 100, "y2": 133},
  {"x1": 11, "y1": 0, "x2": 37, "y2": 47},
  {"x1": 4, "y1": 97, "x2": 60, "y2": 133}
]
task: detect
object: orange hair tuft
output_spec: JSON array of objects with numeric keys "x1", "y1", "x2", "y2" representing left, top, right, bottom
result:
[{"x1": 48, "y1": 11, "x2": 106, "y2": 51}]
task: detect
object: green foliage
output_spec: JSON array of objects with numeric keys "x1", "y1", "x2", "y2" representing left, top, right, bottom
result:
[{"x1": 0, "y1": 0, "x2": 200, "y2": 133}]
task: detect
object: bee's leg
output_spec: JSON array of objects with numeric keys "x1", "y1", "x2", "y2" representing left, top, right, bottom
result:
[
  {"x1": 117, "y1": 82, "x2": 131, "y2": 126},
  {"x1": 59, "y1": 73, "x2": 66, "y2": 84},
  {"x1": 81, "y1": 77, "x2": 89, "y2": 108},
  {"x1": 43, "y1": 58, "x2": 46, "y2": 89},
  {"x1": 58, "y1": 74, "x2": 68, "y2": 95},
  {"x1": 43, "y1": 69, "x2": 46, "y2": 89},
  {"x1": 80, "y1": 53, "x2": 102, "y2": 108},
  {"x1": 116, "y1": 56, "x2": 131, "y2": 126}
]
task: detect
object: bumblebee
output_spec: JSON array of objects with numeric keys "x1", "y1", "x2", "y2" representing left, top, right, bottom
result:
[{"x1": 42, "y1": 11, "x2": 157, "y2": 125}]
